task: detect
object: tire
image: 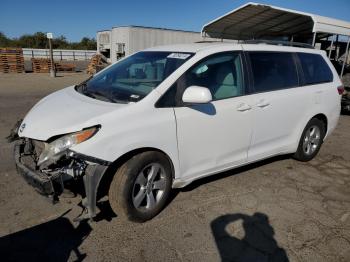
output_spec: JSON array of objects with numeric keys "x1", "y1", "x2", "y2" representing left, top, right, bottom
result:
[
  {"x1": 293, "y1": 118, "x2": 326, "y2": 162},
  {"x1": 108, "y1": 151, "x2": 172, "y2": 222}
]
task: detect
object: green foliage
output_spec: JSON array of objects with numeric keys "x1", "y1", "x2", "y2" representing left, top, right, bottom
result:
[
  {"x1": 0, "y1": 32, "x2": 11, "y2": 47},
  {"x1": 0, "y1": 31, "x2": 97, "y2": 50}
]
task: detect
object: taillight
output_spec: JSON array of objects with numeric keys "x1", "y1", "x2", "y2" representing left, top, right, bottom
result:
[{"x1": 337, "y1": 85, "x2": 344, "y2": 95}]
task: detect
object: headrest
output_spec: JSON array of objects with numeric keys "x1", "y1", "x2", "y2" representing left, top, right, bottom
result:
[{"x1": 216, "y1": 64, "x2": 234, "y2": 85}]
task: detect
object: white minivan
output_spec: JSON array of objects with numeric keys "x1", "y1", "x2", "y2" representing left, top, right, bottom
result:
[{"x1": 13, "y1": 42, "x2": 342, "y2": 222}]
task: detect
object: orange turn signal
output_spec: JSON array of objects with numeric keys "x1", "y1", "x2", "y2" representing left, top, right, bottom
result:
[{"x1": 75, "y1": 128, "x2": 97, "y2": 144}]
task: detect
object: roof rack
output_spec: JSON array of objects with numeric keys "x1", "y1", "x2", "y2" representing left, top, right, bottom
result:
[
  {"x1": 195, "y1": 40, "x2": 224, "y2": 43},
  {"x1": 241, "y1": 40, "x2": 314, "y2": 49}
]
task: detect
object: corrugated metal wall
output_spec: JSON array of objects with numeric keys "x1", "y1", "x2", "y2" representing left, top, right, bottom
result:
[
  {"x1": 111, "y1": 27, "x2": 130, "y2": 63},
  {"x1": 109, "y1": 26, "x2": 204, "y2": 63},
  {"x1": 127, "y1": 27, "x2": 203, "y2": 54}
]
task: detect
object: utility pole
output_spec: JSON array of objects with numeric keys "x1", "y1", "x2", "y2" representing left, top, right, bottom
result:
[
  {"x1": 340, "y1": 36, "x2": 350, "y2": 78},
  {"x1": 47, "y1": 33, "x2": 56, "y2": 77},
  {"x1": 312, "y1": 32, "x2": 317, "y2": 47}
]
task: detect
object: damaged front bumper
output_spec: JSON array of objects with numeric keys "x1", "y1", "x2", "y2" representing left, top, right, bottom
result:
[{"x1": 14, "y1": 139, "x2": 111, "y2": 220}]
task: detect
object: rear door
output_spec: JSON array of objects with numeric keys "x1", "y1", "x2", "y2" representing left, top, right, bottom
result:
[
  {"x1": 296, "y1": 52, "x2": 339, "y2": 134},
  {"x1": 245, "y1": 50, "x2": 310, "y2": 162}
]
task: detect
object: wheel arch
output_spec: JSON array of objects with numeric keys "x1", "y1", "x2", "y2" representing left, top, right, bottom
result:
[
  {"x1": 96, "y1": 147, "x2": 176, "y2": 199},
  {"x1": 292, "y1": 112, "x2": 329, "y2": 154},
  {"x1": 312, "y1": 113, "x2": 328, "y2": 135}
]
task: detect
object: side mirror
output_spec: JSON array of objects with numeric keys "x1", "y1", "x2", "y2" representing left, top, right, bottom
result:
[{"x1": 182, "y1": 86, "x2": 212, "y2": 104}]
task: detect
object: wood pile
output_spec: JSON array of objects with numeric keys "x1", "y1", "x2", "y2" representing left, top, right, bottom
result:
[
  {"x1": 0, "y1": 48, "x2": 25, "y2": 73},
  {"x1": 87, "y1": 54, "x2": 103, "y2": 75},
  {"x1": 31, "y1": 58, "x2": 52, "y2": 73},
  {"x1": 55, "y1": 63, "x2": 76, "y2": 72},
  {"x1": 31, "y1": 58, "x2": 76, "y2": 73}
]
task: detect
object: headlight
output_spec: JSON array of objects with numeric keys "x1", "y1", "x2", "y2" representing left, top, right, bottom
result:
[{"x1": 38, "y1": 127, "x2": 98, "y2": 166}]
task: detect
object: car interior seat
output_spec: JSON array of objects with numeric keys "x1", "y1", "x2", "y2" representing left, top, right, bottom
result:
[{"x1": 212, "y1": 63, "x2": 239, "y2": 100}]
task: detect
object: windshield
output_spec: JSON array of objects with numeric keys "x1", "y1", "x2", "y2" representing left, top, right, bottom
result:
[{"x1": 76, "y1": 51, "x2": 193, "y2": 103}]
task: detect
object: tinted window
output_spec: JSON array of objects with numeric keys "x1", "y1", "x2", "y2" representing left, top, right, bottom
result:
[
  {"x1": 157, "y1": 52, "x2": 244, "y2": 107},
  {"x1": 297, "y1": 53, "x2": 333, "y2": 85},
  {"x1": 249, "y1": 52, "x2": 299, "y2": 92},
  {"x1": 187, "y1": 52, "x2": 244, "y2": 100}
]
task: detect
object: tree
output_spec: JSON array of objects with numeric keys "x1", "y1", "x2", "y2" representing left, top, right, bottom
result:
[
  {"x1": 0, "y1": 32, "x2": 11, "y2": 47},
  {"x1": 17, "y1": 32, "x2": 47, "y2": 48},
  {"x1": 78, "y1": 37, "x2": 97, "y2": 50},
  {"x1": 0, "y1": 32, "x2": 97, "y2": 50},
  {"x1": 52, "y1": 35, "x2": 69, "y2": 49}
]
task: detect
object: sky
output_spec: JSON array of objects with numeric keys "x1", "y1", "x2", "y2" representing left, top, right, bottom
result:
[{"x1": 1, "y1": 0, "x2": 350, "y2": 42}]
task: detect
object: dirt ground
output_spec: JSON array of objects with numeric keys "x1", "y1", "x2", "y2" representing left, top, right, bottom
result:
[{"x1": 0, "y1": 73, "x2": 349, "y2": 262}]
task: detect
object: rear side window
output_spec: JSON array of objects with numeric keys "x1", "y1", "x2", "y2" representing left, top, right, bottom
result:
[
  {"x1": 249, "y1": 52, "x2": 299, "y2": 93},
  {"x1": 297, "y1": 53, "x2": 333, "y2": 85}
]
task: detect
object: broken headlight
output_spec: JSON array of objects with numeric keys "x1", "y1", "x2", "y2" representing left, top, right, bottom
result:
[{"x1": 38, "y1": 127, "x2": 98, "y2": 166}]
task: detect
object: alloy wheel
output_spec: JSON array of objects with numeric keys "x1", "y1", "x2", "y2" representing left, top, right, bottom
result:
[{"x1": 132, "y1": 163, "x2": 167, "y2": 211}]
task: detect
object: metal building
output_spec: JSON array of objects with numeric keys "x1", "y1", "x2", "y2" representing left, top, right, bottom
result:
[
  {"x1": 97, "y1": 26, "x2": 204, "y2": 63},
  {"x1": 96, "y1": 30, "x2": 111, "y2": 61}
]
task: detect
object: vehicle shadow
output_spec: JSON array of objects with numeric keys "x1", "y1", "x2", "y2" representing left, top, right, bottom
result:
[
  {"x1": 190, "y1": 103, "x2": 217, "y2": 115},
  {"x1": 181, "y1": 155, "x2": 290, "y2": 192},
  {"x1": 67, "y1": 155, "x2": 291, "y2": 221},
  {"x1": 211, "y1": 213, "x2": 289, "y2": 262},
  {"x1": 0, "y1": 215, "x2": 92, "y2": 261}
]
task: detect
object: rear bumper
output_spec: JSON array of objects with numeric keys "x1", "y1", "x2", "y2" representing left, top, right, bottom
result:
[{"x1": 14, "y1": 142, "x2": 63, "y2": 196}]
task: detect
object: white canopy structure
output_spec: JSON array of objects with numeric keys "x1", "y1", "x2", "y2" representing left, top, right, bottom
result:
[
  {"x1": 202, "y1": 2, "x2": 350, "y2": 76},
  {"x1": 202, "y1": 2, "x2": 350, "y2": 40}
]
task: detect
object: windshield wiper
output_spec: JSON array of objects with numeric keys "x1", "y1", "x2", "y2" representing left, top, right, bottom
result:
[
  {"x1": 75, "y1": 79, "x2": 114, "y2": 102},
  {"x1": 86, "y1": 90, "x2": 128, "y2": 104},
  {"x1": 85, "y1": 90, "x2": 113, "y2": 102},
  {"x1": 76, "y1": 76, "x2": 93, "y2": 92}
]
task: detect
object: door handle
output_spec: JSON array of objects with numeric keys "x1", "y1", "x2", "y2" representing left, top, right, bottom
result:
[
  {"x1": 237, "y1": 103, "x2": 252, "y2": 112},
  {"x1": 256, "y1": 99, "x2": 270, "y2": 108}
]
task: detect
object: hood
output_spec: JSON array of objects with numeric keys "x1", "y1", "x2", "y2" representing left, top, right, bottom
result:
[{"x1": 19, "y1": 86, "x2": 127, "y2": 141}]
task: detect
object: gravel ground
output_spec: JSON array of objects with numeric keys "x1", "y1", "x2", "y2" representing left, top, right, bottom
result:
[{"x1": 0, "y1": 73, "x2": 349, "y2": 262}]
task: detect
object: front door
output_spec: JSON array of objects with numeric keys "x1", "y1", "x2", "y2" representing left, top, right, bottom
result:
[{"x1": 173, "y1": 52, "x2": 254, "y2": 180}]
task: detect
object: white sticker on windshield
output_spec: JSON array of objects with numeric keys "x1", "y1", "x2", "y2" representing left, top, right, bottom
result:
[
  {"x1": 167, "y1": 53, "x2": 191, "y2": 59},
  {"x1": 130, "y1": 94, "x2": 140, "y2": 99}
]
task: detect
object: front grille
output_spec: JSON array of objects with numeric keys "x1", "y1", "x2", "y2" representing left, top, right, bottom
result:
[
  {"x1": 21, "y1": 139, "x2": 45, "y2": 169},
  {"x1": 32, "y1": 139, "x2": 45, "y2": 157}
]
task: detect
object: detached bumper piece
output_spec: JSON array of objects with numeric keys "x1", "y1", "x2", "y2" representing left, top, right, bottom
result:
[{"x1": 14, "y1": 142, "x2": 63, "y2": 200}]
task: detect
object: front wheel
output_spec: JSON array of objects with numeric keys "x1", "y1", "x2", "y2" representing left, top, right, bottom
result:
[
  {"x1": 293, "y1": 118, "x2": 325, "y2": 162},
  {"x1": 108, "y1": 151, "x2": 172, "y2": 222}
]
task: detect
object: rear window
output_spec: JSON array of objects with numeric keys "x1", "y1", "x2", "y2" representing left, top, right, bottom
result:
[
  {"x1": 297, "y1": 53, "x2": 333, "y2": 85},
  {"x1": 249, "y1": 52, "x2": 299, "y2": 93}
]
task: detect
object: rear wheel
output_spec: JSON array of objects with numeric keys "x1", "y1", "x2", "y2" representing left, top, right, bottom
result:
[
  {"x1": 293, "y1": 118, "x2": 325, "y2": 162},
  {"x1": 108, "y1": 151, "x2": 172, "y2": 222}
]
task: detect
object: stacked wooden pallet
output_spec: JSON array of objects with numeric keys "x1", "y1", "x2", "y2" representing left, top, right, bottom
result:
[
  {"x1": 55, "y1": 63, "x2": 76, "y2": 72},
  {"x1": 32, "y1": 58, "x2": 77, "y2": 73},
  {"x1": 0, "y1": 48, "x2": 25, "y2": 73},
  {"x1": 87, "y1": 54, "x2": 102, "y2": 75},
  {"x1": 31, "y1": 58, "x2": 52, "y2": 73}
]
